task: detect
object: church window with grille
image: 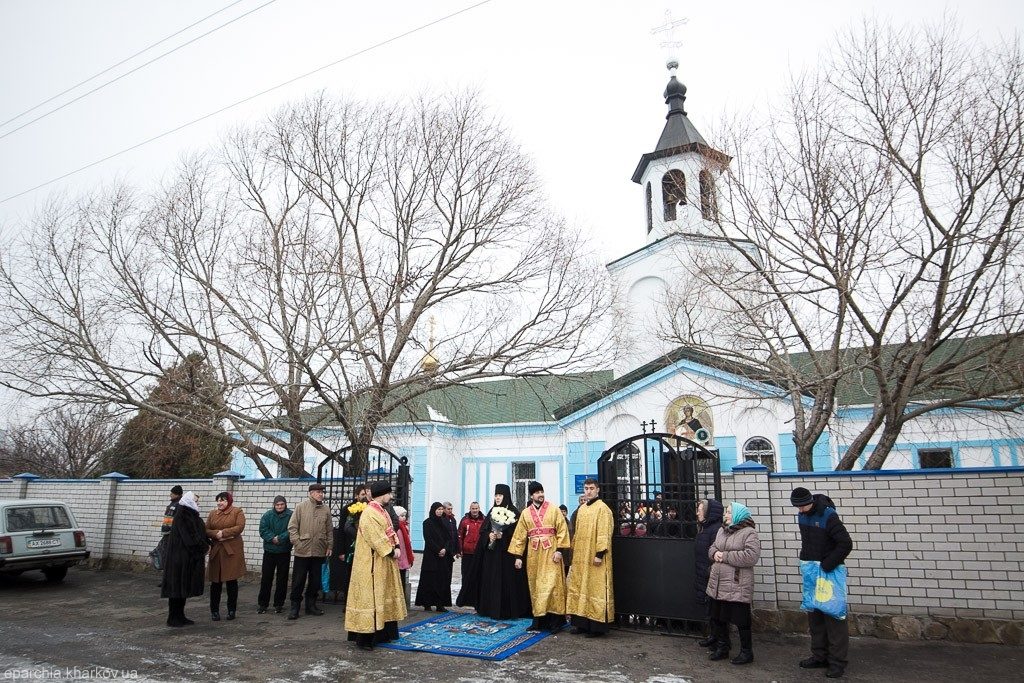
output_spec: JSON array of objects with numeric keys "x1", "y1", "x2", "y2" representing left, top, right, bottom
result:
[
  {"x1": 512, "y1": 462, "x2": 537, "y2": 510},
  {"x1": 662, "y1": 170, "x2": 686, "y2": 221},
  {"x1": 742, "y1": 437, "x2": 775, "y2": 471}
]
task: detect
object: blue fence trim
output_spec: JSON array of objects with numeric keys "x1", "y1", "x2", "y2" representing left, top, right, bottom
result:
[{"x1": 769, "y1": 465, "x2": 1024, "y2": 478}]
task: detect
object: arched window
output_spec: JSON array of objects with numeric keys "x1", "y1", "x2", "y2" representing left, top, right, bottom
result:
[
  {"x1": 742, "y1": 437, "x2": 775, "y2": 472},
  {"x1": 662, "y1": 170, "x2": 686, "y2": 221},
  {"x1": 699, "y1": 169, "x2": 717, "y2": 220},
  {"x1": 645, "y1": 182, "x2": 653, "y2": 233}
]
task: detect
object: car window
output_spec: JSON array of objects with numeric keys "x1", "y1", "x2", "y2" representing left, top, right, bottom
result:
[{"x1": 5, "y1": 506, "x2": 72, "y2": 532}]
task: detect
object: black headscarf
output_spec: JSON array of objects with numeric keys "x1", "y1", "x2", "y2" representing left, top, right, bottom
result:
[
  {"x1": 492, "y1": 484, "x2": 516, "y2": 514},
  {"x1": 427, "y1": 501, "x2": 446, "y2": 528}
]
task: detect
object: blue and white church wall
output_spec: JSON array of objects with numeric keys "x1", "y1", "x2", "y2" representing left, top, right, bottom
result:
[{"x1": 831, "y1": 404, "x2": 1024, "y2": 470}]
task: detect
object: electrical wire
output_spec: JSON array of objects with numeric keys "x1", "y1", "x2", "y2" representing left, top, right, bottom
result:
[
  {"x1": 0, "y1": 0, "x2": 279, "y2": 141},
  {"x1": 0, "y1": 0, "x2": 249, "y2": 131},
  {"x1": 0, "y1": 0, "x2": 496, "y2": 206}
]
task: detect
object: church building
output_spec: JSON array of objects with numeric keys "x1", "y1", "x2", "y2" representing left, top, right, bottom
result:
[{"x1": 231, "y1": 65, "x2": 1024, "y2": 548}]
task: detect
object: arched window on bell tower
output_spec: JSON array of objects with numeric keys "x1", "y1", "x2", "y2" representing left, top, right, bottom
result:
[
  {"x1": 662, "y1": 169, "x2": 686, "y2": 222},
  {"x1": 645, "y1": 182, "x2": 653, "y2": 233},
  {"x1": 699, "y1": 169, "x2": 717, "y2": 220}
]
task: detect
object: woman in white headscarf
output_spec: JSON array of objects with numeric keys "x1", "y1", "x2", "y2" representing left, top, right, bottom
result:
[{"x1": 160, "y1": 491, "x2": 209, "y2": 627}]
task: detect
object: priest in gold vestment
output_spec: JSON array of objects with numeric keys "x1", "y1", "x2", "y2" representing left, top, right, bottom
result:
[
  {"x1": 508, "y1": 480, "x2": 570, "y2": 631},
  {"x1": 345, "y1": 480, "x2": 408, "y2": 650},
  {"x1": 566, "y1": 477, "x2": 614, "y2": 637}
]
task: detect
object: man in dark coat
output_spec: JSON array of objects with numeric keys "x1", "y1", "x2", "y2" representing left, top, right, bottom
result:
[
  {"x1": 457, "y1": 484, "x2": 532, "y2": 618},
  {"x1": 332, "y1": 484, "x2": 369, "y2": 603},
  {"x1": 694, "y1": 499, "x2": 724, "y2": 647},
  {"x1": 791, "y1": 487, "x2": 853, "y2": 679},
  {"x1": 161, "y1": 491, "x2": 208, "y2": 627}
]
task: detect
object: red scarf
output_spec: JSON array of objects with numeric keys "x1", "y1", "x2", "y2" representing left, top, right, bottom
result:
[{"x1": 526, "y1": 501, "x2": 556, "y2": 550}]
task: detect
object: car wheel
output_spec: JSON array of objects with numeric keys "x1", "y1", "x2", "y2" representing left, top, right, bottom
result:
[{"x1": 43, "y1": 567, "x2": 68, "y2": 583}]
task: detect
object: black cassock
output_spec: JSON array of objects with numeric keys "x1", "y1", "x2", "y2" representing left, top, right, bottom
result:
[
  {"x1": 456, "y1": 506, "x2": 532, "y2": 619},
  {"x1": 415, "y1": 513, "x2": 456, "y2": 607}
]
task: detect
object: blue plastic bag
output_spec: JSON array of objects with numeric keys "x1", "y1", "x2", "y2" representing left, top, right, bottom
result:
[
  {"x1": 322, "y1": 562, "x2": 330, "y2": 594},
  {"x1": 800, "y1": 560, "x2": 847, "y2": 620}
]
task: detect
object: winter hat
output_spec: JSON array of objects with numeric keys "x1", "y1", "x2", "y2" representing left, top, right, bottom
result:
[
  {"x1": 790, "y1": 487, "x2": 814, "y2": 507},
  {"x1": 528, "y1": 481, "x2": 544, "y2": 495},
  {"x1": 308, "y1": 483, "x2": 325, "y2": 492},
  {"x1": 393, "y1": 505, "x2": 407, "y2": 519},
  {"x1": 729, "y1": 501, "x2": 751, "y2": 525},
  {"x1": 170, "y1": 485, "x2": 183, "y2": 496},
  {"x1": 369, "y1": 480, "x2": 392, "y2": 497},
  {"x1": 273, "y1": 495, "x2": 287, "y2": 506}
]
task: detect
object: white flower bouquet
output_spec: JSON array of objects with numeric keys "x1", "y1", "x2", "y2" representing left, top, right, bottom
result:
[{"x1": 488, "y1": 506, "x2": 517, "y2": 550}]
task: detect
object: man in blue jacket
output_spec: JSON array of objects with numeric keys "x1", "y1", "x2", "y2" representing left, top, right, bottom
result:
[
  {"x1": 258, "y1": 495, "x2": 293, "y2": 614},
  {"x1": 791, "y1": 487, "x2": 853, "y2": 679}
]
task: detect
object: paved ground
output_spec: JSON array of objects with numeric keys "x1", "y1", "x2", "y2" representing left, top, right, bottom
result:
[{"x1": 1, "y1": 566, "x2": 1020, "y2": 682}]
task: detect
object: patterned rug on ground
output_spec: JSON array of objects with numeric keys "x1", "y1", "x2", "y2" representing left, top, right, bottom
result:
[{"x1": 379, "y1": 612, "x2": 560, "y2": 660}]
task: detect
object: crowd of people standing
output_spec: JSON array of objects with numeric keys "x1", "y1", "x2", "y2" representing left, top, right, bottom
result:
[{"x1": 156, "y1": 478, "x2": 853, "y2": 676}]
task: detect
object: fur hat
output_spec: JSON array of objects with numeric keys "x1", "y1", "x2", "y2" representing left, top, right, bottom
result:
[
  {"x1": 369, "y1": 480, "x2": 392, "y2": 497},
  {"x1": 527, "y1": 481, "x2": 543, "y2": 495}
]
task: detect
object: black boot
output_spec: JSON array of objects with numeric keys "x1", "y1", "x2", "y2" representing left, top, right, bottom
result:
[
  {"x1": 210, "y1": 582, "x2": 222, "y2": 621},
  {"x1": 226, "y1": 581, "x2": 238, "y2": 620},
  {"x1": 305, "y1": 597, "x2": 324, "y2": 616},
  {"x1": 731, "y1": 628, "x2": 754, "y2": 664},
  {"x1": 708, "y1": 621, "x2": 731, "y2": 661},
  {"x1": 697, "y1": 626, "x2": 719, "y2": 647},
  {"x1": 287, "y1": 600, "x2": 301, "y2": 620},
  {"x1": 167, "y1": 599, "x2": 185, "y2": 627}
]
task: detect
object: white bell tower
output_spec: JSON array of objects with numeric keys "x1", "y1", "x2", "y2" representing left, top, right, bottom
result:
[{"x1": 633, "y1": 59, "x2": 731, "y2": 242}]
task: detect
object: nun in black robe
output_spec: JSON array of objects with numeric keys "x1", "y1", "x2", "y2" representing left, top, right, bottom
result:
[
  {"x1": 415, "y1": 501, "x2": 457, "y2": 610},
  {"x1": 456, "y1": 484, "x2": 532, "y2": 619}
]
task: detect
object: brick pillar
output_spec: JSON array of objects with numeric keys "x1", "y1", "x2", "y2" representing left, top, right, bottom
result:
[
  {"x1": 730, "y1": 461, "x2": 778, "y2": 611},
  {"x1": 11, "y1": 472, "x2": 40, "y2": 499},
  {"x1": 212, "y1": 470, "x2": 243, "y2": 498},
  {"x1": 98, "y1": 472, "x2": 129, "y2": 562}
]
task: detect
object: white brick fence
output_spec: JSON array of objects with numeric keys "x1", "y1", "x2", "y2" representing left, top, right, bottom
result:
[{"x1": 3, "y1": 464, "x2": 1022, "y2": 644}]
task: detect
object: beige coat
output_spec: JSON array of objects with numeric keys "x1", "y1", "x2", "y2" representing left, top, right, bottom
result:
[
  {"x1": 206, "y1": 506, "x2": 246, "y2": 582},
  {"x1": 287, "y1": 497, "x2": 333, "y2": 558},
  {"x1": 706, "y1": 523, "x2": 760, "y2": 604}
]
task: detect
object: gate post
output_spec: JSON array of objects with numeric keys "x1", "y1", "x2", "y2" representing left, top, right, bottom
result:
[{"x1": 730, "y1": 461, "x2": 778, "y2": 612}]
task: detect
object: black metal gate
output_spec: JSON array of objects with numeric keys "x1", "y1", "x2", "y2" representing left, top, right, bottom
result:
[
  {"x1": 316, "y1": 445, "x2": 412, "y2": 524},
  {"x1": 597, "y1": 431, "x2": 721, "y2": 634}
]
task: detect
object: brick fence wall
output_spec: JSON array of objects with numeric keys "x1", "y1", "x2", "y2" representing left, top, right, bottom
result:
[{"x1": 3, "y1": 465, "x2": 1023, "y2": 644}]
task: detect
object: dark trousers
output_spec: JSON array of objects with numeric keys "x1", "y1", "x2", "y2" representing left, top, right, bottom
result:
[
  {"x1": 290, "y1": 556, "x2": 324, "y2": 604},
  {"x1": 809, "y1": 609, "x2": 849, "y2": 668},
  {"x1": 258, "y1": 552, "x2": 291, "y2": 608},
  {"x1": 709, "y1": 599, "x2": 753, "y2": 651},
  {"x1": 210, "y1": 580, "x2": 238, "y2": 613},
  {"x1": 167, "y1": 597, "x2": 186, "y2": 621}
]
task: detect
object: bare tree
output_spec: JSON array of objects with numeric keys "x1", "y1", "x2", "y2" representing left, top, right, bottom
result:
[
  {"x1": 0, "y1": 404, "x2": 119, "y2": 478},
  {"x1": 666, "y1": 17, "x2": 1024, "y2": 470},
  {"x1": 0, "y1": 91, "x2": 610, "y2": 476}
]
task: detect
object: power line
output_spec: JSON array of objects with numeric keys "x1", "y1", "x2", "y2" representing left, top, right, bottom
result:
[
  {"x1": 0, "y1": 0, "x2": 497, "y2": 206},
  {"x1": 0, "y1": 0, "x2": 279, "y2": 141},
  {"x1": 0, "y1": 0, "x2": 249, "y2": 131}
]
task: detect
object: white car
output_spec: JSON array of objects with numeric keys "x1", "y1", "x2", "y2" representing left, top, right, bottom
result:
[{"x1": 0, "y1": 499, "x2": 90, "y2": 582}]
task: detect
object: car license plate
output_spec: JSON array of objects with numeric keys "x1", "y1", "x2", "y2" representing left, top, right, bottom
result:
[{"x1": 27, "y1": 538, "x2": 61, "y2": 549}]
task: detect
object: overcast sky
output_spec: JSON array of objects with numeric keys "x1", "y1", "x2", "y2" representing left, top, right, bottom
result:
[{"x1": 0, "y1": 0, "x2": 1021, "y2": 420}]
